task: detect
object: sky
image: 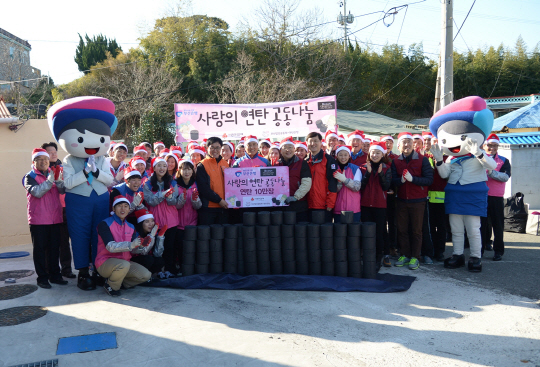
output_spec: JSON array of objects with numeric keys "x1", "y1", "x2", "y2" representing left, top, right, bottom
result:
[{"x1": 2, "y1": 0, "x2": 540, "y2": 86}]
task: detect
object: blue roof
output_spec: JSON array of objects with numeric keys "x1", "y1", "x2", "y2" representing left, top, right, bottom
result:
[
  {"x1": 492, "y1": 101, "x2": 540, "y2": 130},
  {"x1": 497, "y1": 132, "x2": 540, "y2": 145}
]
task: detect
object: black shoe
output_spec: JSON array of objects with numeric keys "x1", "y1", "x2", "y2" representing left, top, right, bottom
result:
[
  {"x1": 493, "y1": 253, "x2": 502, "y2": 261},
  {"x1": 444, "y1": 254, "x2": 465, "y2": 269},
  {"x1": 37, "y1": 280, "x2": 52, "y2": 289},
  {"x1": 62, "y1": 272, "x2": 77, "y2": 279},
  {"x1": 50, "y1": 277, "x2": 68, "y2": 285},
  {"x1": 77, "y1": 274, "x2": 96, "y2": 291},
  {"x1": 435, "y1": 254, "x2": 445, "y2": 262},
  {"x1": 484, "y1": 244, "x2": 493, "y2": 251},
  {"x1": 468, "y1": 257, "x2": 482, "y2": 272},
  {"x1": 92, "y1": 272, "x2": 106, "y2": 287},
  {"x1": 104, "y1": 281, "x2": 121, "y2": 297}
]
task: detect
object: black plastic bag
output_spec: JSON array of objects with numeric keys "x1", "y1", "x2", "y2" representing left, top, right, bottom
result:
[{"x1": 504, "y1": 192, "x2": 527, "y2": 233}]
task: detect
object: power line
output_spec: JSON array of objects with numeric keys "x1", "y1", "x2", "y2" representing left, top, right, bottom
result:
[
  {"x1": 489, "y1": 55, "x2": 506, "y2": 98},
  {"x1": 453, "y1": 0, "x2": 476, "y2": 41}
]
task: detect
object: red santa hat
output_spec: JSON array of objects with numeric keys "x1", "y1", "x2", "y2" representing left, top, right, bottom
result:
[
  {"x1": 380, "y1": 135, "x2": 394, "y2": 142},
  {"x1": 338, "y1": 134, "x2": 346, "y2": 143},
  {"x1": 108, "y1": 141, "x2": 116, "y2": 152},
  {"x1": 223, "y1": 141, "x2": 235, "y2": 153},
  {"x1": 187, "y1": 140, "x2": 198, "y2": 151},
  {"x1": 124, "y1": 166, "x2": 142, "y2": 180},
  {"x1": 134, "y1": 209, "x2": 154, "y2": 223},
  {"x1": 280, "y1": 137, "x2": 295, "y2": 149},
  {"x1": 294, "y1": 140, "x2": 307, "y2": 151},
  {"x1": 159, "y1": 148, "x2": 170, "y2": 157},
  {"x1": 170, "y1": 146, "x2": 183, "y2": 157},
  {"x1": 369, "y1": 141, "x2": 387, "y2": 154},
  {"x1": 179, "y1": 159, "x2": 195, "y2": 168},
  {"x1": 141, "y1": 142, "x2": 151, "y2": 148},
  {"x1": 112, "y1": 195, "x2": 130, "y2": 208},
  {"x1": 189, "y1": 145, "x2": 206, "y2": 156},
  {"x1": 258, "y1": 138, "x2": 272, "y2": 148},
  {"x1": 270, "y1": 141, "x2": 280, "y2": 150},
  {"x1": 154, "y1": 141, "x2": 165, "y2": 149},
  {"x1": 335, "y1": 145, "x2": 352, "y2": 156},
  {"x1": 486, "y1": 133, "x2": 500, "y2": 145},
  {"x1": 422, "y1": 131, "x2": 433, "y2": 140},
  {"x1": 113, "y1": 142, "x2": 128, "y2": 152},
  {"x1": 238, "y1": 137, "x2": 246, "y2": 147},
  {"x1": 130, "y1": 156, "x2": 146, "y2": 169},
  {"x1": 133, "y1": 144, "x2": 147, "y2": 155},
  {"x1": 152, "y1": 157, "x2": 167, "y2": 168},
  {"x1": 363, "y1": 137, "x2": 372, "y2": 143},
  {"x1": 347, "y1": 130, "x2": 365, "y2": 143},
  {"x1": 412, "y1": 134, "x2": 424, "y2": 142},
  {"x1": 244, "y1": 135, "x2": 258, "y2": 144},
  {"x1": 324, "y1": 130, "x2": 338, "y2": 141},
  {"x1": 32, "y1": 148, "x2": 49, "y2": 161},
  {"x1": 397, "y1": 132, "x2": 413, "y2": 145},
  {"x1": 165, "y1": 152, "x2": 179, "y2": 163}
]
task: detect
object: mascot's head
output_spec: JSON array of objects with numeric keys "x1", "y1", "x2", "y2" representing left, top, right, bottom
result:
[
  {"x1": 47, "y1": 96, "x2": 117, "y2": 158},
  {"x1": 429, "y1": 96, "x2": 493, "y2": 156}
]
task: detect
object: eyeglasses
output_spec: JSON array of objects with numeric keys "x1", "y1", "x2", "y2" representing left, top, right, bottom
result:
[{"x1": 208, "y1": 145, "x2": 221, "y2": 151}]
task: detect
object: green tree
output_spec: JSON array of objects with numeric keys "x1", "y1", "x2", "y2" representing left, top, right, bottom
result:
[
  {"x1": 74, "y1": 34, "x2": 122, "y2": 73},
  {"x1": 130, "y1": 107, "x2": 176, "y2": 148}
]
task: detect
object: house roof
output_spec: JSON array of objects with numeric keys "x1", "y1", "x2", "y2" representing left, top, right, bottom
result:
[
  {"x1": 336, "y1": 109, "x2": 412, "y2": 135},
  {"x1": 492, "y1": 101, "x2": 540, "y2": 131},
  {"x1": 497, "y1": 132, "x2": 540, "y2": 145},
  {"x1": 0, "y1": 96, "x2": 12, "y2": 118},
  {"x1": 0, "y1": 28, "x2": 31, "y2": 50}
]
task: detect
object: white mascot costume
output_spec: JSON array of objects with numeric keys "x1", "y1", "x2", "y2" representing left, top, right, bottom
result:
[
  {"x1": 47, "y1": 97, "x2": 115, "y2": 290},
  {"x1": 429, "y1": 96, "x2": 497, "y2": 272}
]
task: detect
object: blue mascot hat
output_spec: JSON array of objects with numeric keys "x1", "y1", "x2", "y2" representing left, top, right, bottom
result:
[
  {"x1": 47, "y1": 96, "x2": 118, "y2": 141},
  {"x1": 429, "y1": 96, "x2": 493, "y2": 139}
]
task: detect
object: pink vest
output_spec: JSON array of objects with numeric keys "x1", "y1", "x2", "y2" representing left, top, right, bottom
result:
[
  {"x1": 334, "y1": 164, "x2": 361, "y2": 214},
  {"x1": 486, "y1": 154, "x2": 507, "y2": 197},
  {"x1": 146, "y1": 180, "x2": 180, "y2": 228},
  {"x1": 26, "y1": 168, "x2": 63, "y2": 225},
  {"x1": 177, "y1": 182, "x2": 198, "y2": 230},
  {"x1": 95, "y1": 216, "x2": 135, "y2": 269}
]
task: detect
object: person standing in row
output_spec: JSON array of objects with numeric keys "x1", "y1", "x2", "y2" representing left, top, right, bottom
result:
[
  {"x1": 24, "y1": 148, "x2": 68, "y2": 288},
  {"x1": 333, "y1": 145, "x2": 362, "y2": 223},
  {"x1": 348, "y1": 130, "x2": 367, "y2": 167},
  {"x1": 324, "y1": 130, "x2": 339, "y2": 158},
  {"x1": 196, "y1": 137, "x2": 230, "y2": 225},
  {"x1": 106, "y1": 142, "x2": 128, "y2": 190},
  {"x1": 233, "y1": 135, "x2": 269, "y2": 167},
  {"x1": 221, "y1": 141, "x2": 236, "y2": 166},
  {"x1": 391, "y1": 132, "x2": 433, "y2": 270},
  {"x1": 306, "y1": 132, "x2": 338, "y2": 223},
  {"x1": 380, "y1": 135, "x2": 399, "y2": 257}
]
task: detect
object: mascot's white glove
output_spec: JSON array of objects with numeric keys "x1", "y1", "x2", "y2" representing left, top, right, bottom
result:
[
  {"x1": 47, "y1": 169, "x2": 55, "y2": 183},
  {"x1": 430, "y1": 143, "x2": 444, "y2": 162},
  {"x1": 88, "y1": 155, "x2": 97, "y2": 172},
  {"x1": 466, "y1": 138, "x2": 482, "y2": 157},
  {"x1": 132, "y1": 192, "x2": 143, "y2": 207}
]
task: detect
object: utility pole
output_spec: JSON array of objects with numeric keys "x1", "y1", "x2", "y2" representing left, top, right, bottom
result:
[
  {"x1": 337, "y1": 1, "x2": 354, "y2": 52},
  {"x1": 439, "y1": 0, "x2": 454, "y2": 109},
  {"x1": 433, "y1": 56, "x2": 441, "y2": 114}
]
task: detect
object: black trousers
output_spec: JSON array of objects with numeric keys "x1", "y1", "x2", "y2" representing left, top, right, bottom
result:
[
  {"x1": 161, "y1": 227, "x2": 178, "y2": 273},
  {"x1": 30, "y1": 224, "x2": 62, "y2": 282},
  {"x1": 309, "y1": 209, "x2": 333, "y2": 223},
  {"x1": 481, "y1": 196, "x2": 505, "y2": 255},
  {"x1": 361, "y1": 207, "x2": 388, "y2": 261},
  {"x1": 59, "y1": 208, "x2": 73, "y2": 275},
  {"x1": 420, "y1": 203, "x2": 434, "y2": 258},
  {"x1": 175, "y1": 229, "x2": 185, "y2": 269},
  {"x1": 198, "y1": 207, "x2": 229, "y2": 225},
  {"x1": 131, "y1": 254, "x2": 165, "y2": 274},
  {"x1": 429, "y1": 202, "x2": 447, "y2": 257},
  {"x1": 386, "y1": 194, "x2": 397, "y2": 250}
]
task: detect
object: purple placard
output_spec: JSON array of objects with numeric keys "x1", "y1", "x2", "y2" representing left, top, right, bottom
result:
[
  {"x1": 174, "y1": 95, "x2": 337, "y2": 142},
  {"x1": 224, "y1": 167, "x2": 290, "y2": 208}
]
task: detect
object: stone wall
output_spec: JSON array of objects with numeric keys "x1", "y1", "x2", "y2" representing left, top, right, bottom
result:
[{"x1": 0, "y1": 29, "x2": 41, "y2": 91}]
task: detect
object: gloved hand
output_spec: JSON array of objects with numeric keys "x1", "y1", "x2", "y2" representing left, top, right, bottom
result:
[
  {"x1": 88, "y1": 155, "x2": 97, "y2": 173},
  {"x1": 466, "y1": 138, "x2": 482, "y2": 157},
  {"x1": 158, "y1": 225, "x2": 168, "y2": 237},
  {"x1": 285, "y1": 196, "x2": 297, "y2": 204},
  {"x1": 132, "y1": 192, "x2": 143, "y2": 207},
  {"x1": 192, "y1": 188, "x2": 199, "y2": 200},
  {"x1": 129, "y1": 237, "x2": 141, "y2": 250},
  {"x1": 115, "y1": 168, "x2": 124, "y2": 182},
  {"x1": 271, "y1": 158, "x2": 279, "y2": 166},
  {"x1": 84, "y1": 162, "x2": 93, "y2": 174},
  {"x1": 150, "y1": 225, "x2": 159, "y2": 237},
  {"x1": 403, "y1": 169, "x2": 413, "y2": 182},
  {"x1": 47, "y1": 169, "x2": 55, "y2": 183},
  {"x1": 430, "y1": 143, "x2": 443, "y2": 162},
  {"x1": 52, "y1": 166, "x2": 62, "y2": 180},
  {"x1": 140, "y1": 236, "x2": 152, "y2": 247},
  {"x1": 487, "y1": 169, "x2": 493, "y2": 175},
  {"x1": 333, "y1": 170, "x2": 347, "y2": 182},
  {"x1": 164, "y1": 188, "x2": 174, "y2": 198}
]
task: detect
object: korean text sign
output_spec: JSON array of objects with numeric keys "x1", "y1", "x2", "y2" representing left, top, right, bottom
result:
[
  {"x1": 224, "y1": 167, "x2": 290, "y2": 208},
  {"x1": 174, "y1": 96, "x2": 337, "y2": 142}
]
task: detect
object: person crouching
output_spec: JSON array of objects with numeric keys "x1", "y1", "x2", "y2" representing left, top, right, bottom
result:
[
  {"x1": 132, "y1": 209, "x2": 166, "y2": 275},
  {"x1": 95, "y1": 195, "x2": 151, "y2": 296}
]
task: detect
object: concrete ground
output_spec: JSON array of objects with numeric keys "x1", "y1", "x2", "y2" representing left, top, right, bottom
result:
[{"x1": 0, "y1": 232, "x2": 539, "y2": 367}]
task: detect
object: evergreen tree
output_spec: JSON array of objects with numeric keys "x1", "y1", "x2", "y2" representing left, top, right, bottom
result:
[{"x1": 74, "y1": 34, "x2": 122, "y2": 74}]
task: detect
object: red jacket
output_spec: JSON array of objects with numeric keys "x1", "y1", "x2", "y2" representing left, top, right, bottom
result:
[
  {"x1": 351, "y1": 151, "x2": 367, "y2": 167},
  {"x1": 360, "y1": 162, "x2": 392, "y2": 208},
  {"x1": 424, "y1": 152, "x2": 447, "y2": 192},
  {"x1": 307, "y1": 150, "x2": 338, "y2": 209},
  {"x1": 391, "y1": 151, "x2": 433, "y2": 202}
]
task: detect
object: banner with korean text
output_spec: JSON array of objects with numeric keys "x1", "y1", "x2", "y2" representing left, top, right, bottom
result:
[
  {"x1": 223, "y1": 167, "x2": 290, "y2": 208},
  {"x1": 174, "y1": 95, "x2": 337, "y2": 142}
]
